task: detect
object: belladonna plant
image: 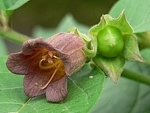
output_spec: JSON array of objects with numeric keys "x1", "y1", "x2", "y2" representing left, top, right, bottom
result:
[
  {"x1": 6, "y1": 33, "x2": 86, "y2": 102},
  {"x1": 5, "y1": 11, "x2": 146, "y2": 104}
]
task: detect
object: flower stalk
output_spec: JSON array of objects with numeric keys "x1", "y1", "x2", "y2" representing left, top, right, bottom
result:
[
  {"x1": 122, "y1": 69, "x2": 150, "y2": 86},
  {"x1": 0, "y1": 28, "x2": 31, "y2": 44}
]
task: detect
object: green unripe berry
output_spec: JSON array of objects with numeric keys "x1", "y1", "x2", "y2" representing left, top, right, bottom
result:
[{"x1": 97, "y1": 26, "x2": 124, "y2": 58}]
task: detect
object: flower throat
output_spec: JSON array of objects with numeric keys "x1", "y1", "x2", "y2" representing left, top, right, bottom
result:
[{"x1": 38, "y1": 50, "x2": 64, "y2": 89}]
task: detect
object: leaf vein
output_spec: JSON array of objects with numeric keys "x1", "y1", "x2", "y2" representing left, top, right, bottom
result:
[
  {"x1": 17, "y1": 98, "x2": 32, "y2": 113},
  {"x1": 134, "y1": 19, "x2": 150, "y2": 32},
  {"x1": 128, "y1": 0, "x2": 139, "y2": 22},
  {"x1": 68, "y1": 77, "x2": 89, "y2": 104},
  {"x1": 0, "y1": 87, "x2": 23, "y2": 90},
  {"x1": 130, "y1": 84, "x2": 140, "y2": 113}
]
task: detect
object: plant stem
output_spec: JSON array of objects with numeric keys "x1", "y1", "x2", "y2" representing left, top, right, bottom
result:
[
  {"x1": 122, "y1": 69, "x2": 150, "y2": 86},
  {"x1": 0, "y1": 28, "x2": 31, "y2": 44}
]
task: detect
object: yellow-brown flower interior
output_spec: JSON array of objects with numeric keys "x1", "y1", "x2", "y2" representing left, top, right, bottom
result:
[{"x1": 37, "y1": 49, "x2": 65, "y2": 89}]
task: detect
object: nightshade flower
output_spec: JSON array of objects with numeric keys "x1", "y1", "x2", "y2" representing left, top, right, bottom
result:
[{"x1": 6, "y1": 33, "x2": 86, "y2": 102}]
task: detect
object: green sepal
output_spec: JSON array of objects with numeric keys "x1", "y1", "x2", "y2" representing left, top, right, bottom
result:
[
  {"x1": 68, "y1": 27, "x2": 97, "y2": 59},
  {"x1": 123, "y1": 34, "x2": 145, "y2": 62},
  {"x1": 89, "y1": 11, "x2": 133, "y2": 38},
  {"x1": 93, "y1": 55, "x2": 125, "y2": 83},
  {"x1": 89, "y1": 11, "x2": 145, "y2": 83}
]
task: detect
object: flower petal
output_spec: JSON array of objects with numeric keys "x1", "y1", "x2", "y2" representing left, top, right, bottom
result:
[
  {"x1": 6, "y1": 38, "x2": 53, "y2": 75},
  {"x1": 6, "y1": 51, "x2": 44, "y2": 75},
  {"x1": 6, "y1": 52, "x2": 29, "y2": 75},
  {"x1": 23, "y1": 72, "x2": 50, "y2": 97},
  {"x1": 23, "y1": 64, "x2": 65, "y2": 98},
  {"x1": 46, "y1": 76, "x2": 68, "y2": 102},
  {"x1": 22, "y1": 38, "x2": 53, "y2": 55},
  {"x1": 47, "y1": 33, "x2": 86, "y2": 76}
]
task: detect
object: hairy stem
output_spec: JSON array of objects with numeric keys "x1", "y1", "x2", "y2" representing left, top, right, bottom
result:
[
  {"x1": 0, "y1": 28, "x2": 31, "y2": 44},
  {"x1": 122, "y1": 69, "x2": 150, "y2": 86}
]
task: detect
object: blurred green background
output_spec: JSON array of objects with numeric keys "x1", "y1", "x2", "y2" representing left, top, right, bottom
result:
[
  {"x1": 10, "y1": 0, "x2": 117, "y2": 35},
  {"x1": 7, "y1": 0, "x2": 117, "y2": 52}
]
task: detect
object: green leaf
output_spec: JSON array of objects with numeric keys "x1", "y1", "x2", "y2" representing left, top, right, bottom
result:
[
  {"x1": 141, "y1": 48, "x2": 150, "y2": 64},
  {"x1": 0, "y1": 56, "x2": 10, "y2": 72},
  {"x1": 109, "y1": 0, "x2": 150, "y2": 33},
  {"x1": 3, "y1": 0, "x2": 29, "y2": 10},
  {"x1": 92, "y1": 59, "x2": 150, "y2": 113},
  {"x1": 93, "y1": 55, "x2": 125, "y2": 83},
  {"x1": 123, "y1": 34, "x2": 144, "y2": 62},
  {"x1": 0, "y1": 0, "x2": 29, "y2": 20},
  {"x1": 0, "y1": 38, "x2": 8, "y2": 55},
  {"x1": 92, "y1": 77, "x2": 150, "y2": 113},
  {"x1": 0, "y1": 56, "x2": 105, "y2": 113}
]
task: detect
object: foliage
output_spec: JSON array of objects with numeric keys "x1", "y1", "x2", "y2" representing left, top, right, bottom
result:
[
  {"x1": 0, "y1": 57, "x2": 105, "y2": 113},
  {"x1": 109, "y1": 0, "x2": 150, "y2": 33},
  {"x1": 0, "y1": 0, "x2": 150, "y2": 113}
]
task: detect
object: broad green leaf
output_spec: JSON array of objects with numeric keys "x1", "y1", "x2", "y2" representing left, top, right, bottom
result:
[
  {"x1": 3, "y1": 0, "x2": 29, "y2": 10},
  {"x1": 109, "y1": 0, "x2": 150, "y2": 33},
  {"x1": 141, "y1": 48, "x2": 150, "y2": 64},
  {"x1": 124, "y1": 61, "x2": 150, "y2": 77},
  {"x1": 93, "y1": 55, "x2": 125, "y2": 83},
  {"x1": 0, "y1": 38, "x2": 8, "y2": 55},
  {"x1": 0, "y1": 0, "x2": 29, "y2": 19},
  {"x1": 0, "y1": 56, "x2": 105, "y2": 113},
  {"x1": 123, "y1": 34, "x2": 144, "y2": 62},
  {"x1": 0, "y1": 56, "x2": 10, "y2": 72},
  {"x1": 92, "y1": 61, "x2": 150, "y2": 113},
  {"x1": 32, "y1": 14, "x2": 89, "y2": 39},
  {"x1": 92, "y1": 77, "x2": 150, "y2": 113}
]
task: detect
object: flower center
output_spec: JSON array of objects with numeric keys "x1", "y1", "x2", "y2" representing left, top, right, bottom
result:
[
  {"x1": 39, "y1": 51, "x2": 61, "y2": 69},
  {"x1": 38, "y1": 50, "x2": 65, "y2": 89}
]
